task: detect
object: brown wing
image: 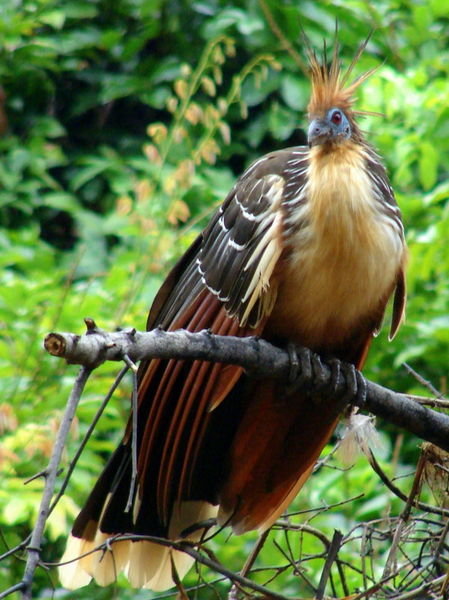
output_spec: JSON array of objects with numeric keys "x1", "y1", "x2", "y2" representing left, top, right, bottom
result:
[
  {"x1": 69, "y1": 147, "x2": 309, "y2": 543},
  {"x1": 135, "y1": 151, "x2": 310, "y2": 528},
  {"x1": 365, "y1": 148, "x2": 407, "y2": 340}
]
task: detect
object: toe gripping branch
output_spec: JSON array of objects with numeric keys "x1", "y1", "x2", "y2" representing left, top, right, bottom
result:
[{"x1": 286, "y1": 344, "x2": 367, "y2": 411}]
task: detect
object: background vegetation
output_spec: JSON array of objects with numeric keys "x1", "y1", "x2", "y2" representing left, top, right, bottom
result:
[{"x1": 1, "y1": 0, "x2": 448, "y2": 598}]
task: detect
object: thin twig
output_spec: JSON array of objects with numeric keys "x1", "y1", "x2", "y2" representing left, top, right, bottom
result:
[
  {"x1": 122, "y1": 354, "x2": 138, "y2": 513},
  {"x1": 0, "y1": 583, "x2": 26, "y2": 599},
  {"x1": 24, "y1": 469, "x2": 53, "y2": 485},
  {"x1": 258, "y1": 0, "x2": 308, "y2": 74},
  {"x1": 391, "y1": 573, "x2": 446, "y2": 600},
  {"x1": 382, "y1": 450, "x2": 427, "y2": 579},
  {"x1": 272, "y1": 538, "x2": 317, "y2": 593},
  {"x1": 434, "y1": 518, "x2": 449, "y2": 567},
  {"x1": 316, "y1": 529, "x2": 343, "y2": 600},
  {"x1": 278, "y1": 492, "x2": 365, "y2": 521},
  {"x1": 403, "y1": 363, "x2": 444, "y2": 399},
  {"x1": 407, "y1": 394, "x2": 449, "y2": 409},
  {"x1": 368, "y1": 450, "x2": 449, "y2": 517},
  {"x1": 229, "y1": 529, "x2": 270, "y2": 600},
  {"x1": 19, "y1": 366, "x2": 92, "y2": 600},
  {"x1": 0, "y1": 537, "x2": 29, "y2": 563},
  {"x1": 48, "y1": 364, "x2": 129, "y2": 515}
]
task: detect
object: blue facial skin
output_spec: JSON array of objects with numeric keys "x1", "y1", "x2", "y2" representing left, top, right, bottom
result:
[{"x1": 307, "y1": 108, "x2": 351, "y2": 147}]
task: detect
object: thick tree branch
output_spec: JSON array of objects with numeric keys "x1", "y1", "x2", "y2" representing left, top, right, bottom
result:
[{"x1": 44, "y1": 319, "x2": 449, "y2": 453}]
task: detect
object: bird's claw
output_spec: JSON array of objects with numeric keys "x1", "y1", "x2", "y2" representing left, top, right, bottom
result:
[
  {"x1": 335, "y1": 361, "x2": 367, "y2": 408},
  {"x1": 287, "y1": 344, "x2": 313, "y2": 393},
  {"x1": 286, "y1": 345, "x2": 367, "y2": 408}
]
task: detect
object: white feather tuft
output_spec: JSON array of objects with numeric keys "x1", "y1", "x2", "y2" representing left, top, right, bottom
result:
[{"x1": 338, "y1": 411, "x2": 382, "y2": 465}]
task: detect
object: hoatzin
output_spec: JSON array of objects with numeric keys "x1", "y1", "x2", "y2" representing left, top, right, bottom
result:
[{"x1": 60, "y1": 39, "x2": 406, "y2": 591}]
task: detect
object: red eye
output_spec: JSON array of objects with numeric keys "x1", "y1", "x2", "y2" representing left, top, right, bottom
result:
[{"x1": 331, "y1": 110, "x2": 342, "y2": 125}]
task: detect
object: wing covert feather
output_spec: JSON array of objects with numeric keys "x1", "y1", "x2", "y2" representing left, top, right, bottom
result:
[{"x1": 198, "y1": 148, "x2": 310, "y2": 326}]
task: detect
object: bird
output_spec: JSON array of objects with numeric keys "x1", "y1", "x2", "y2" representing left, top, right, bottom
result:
[{"x1": 59, "y1": 36, "x2": 406, "y2": 591}]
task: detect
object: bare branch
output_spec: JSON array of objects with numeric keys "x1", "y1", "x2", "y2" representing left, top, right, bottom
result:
[
  {"x1": 229, "y1": 529, "x2": 270, "y2": 600},
  {"x1": 18, "y1": 366, "x2": 92, "y2": 600},
  {"x1": 367, "y1": 450, "x2": 449, "y2": 517},
  {"x1": 48, "y1": 364, "x2": 130, "y2": 515},
  {"x1": 382, "y1": 450, "x2": 427, "y2": 579},
  {"x1": 44, "y1": 321, "x2": 449, "y2": 454},
  {"x1": 316, "y1": 529, "x2": 343, "y2": 600}
]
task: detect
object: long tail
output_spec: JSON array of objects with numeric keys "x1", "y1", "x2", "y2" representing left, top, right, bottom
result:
[{"x1": 219, "y1": 378, "x2": 342, "y2": 534}]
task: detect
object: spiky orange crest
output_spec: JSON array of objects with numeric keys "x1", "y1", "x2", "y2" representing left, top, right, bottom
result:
[{"x1": 307, "y1": 36, "x2": 378, "y2": 121}]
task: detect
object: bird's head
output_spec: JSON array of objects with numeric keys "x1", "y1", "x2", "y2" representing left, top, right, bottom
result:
[
  {"x1": 306, "y1": 35, "x2": 377, "y2": 149},
  {"x1": 307, "y1": 107, "x2": 351, "y2": 147}
]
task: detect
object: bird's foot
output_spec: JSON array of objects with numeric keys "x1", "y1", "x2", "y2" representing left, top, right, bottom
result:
[
  {"x1": 286, "y1": 343, "x2": 312, "y2": 393},
  {"x1": 324, "y1": 359, "x2": 367, "y2": 411},
  {"x1": 336, "y1": 361, "x2": 367, "y2": 408},
  {"x1": 286, "y1": 344, "x2": 329, "y2": 397},
  {"x1": 286, "y1": 344, "x2": 366, "y2": 408}
]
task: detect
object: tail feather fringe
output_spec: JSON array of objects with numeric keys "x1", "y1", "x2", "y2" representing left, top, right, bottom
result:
[{"x1": 59, "y1": 502, "x2": 217, "y2": 591}]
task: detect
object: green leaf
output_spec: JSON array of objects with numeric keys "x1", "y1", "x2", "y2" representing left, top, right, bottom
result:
[
  {"x1": 30, "y1": 116, "x2": 66, "y2": 139},
  {"x1": 419, "y1": 141, "x2": 439, "y2": 190},
  {"x1": 280, "y1": 73, "x2": 308, "y2": 111},
  {"x1": 2, "y1": 498, "x2": 29, "y2": 524},
  {"x1": 268, "y1": 102, "x2": 297, "y2": 140},
  {"x1": 38, "y1": 9, "x2": 66, "y2": 30},
  {"x1": 41, "y1": 192, "x2": 80, "y2": 212}
]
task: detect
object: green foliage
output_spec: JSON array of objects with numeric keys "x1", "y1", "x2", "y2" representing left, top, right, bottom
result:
[{"x1": 1, "y1": 0, "x2": 449, "y2": 598}]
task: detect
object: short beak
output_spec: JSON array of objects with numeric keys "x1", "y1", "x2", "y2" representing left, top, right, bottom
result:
[{"x1": 307, "y1": 118, "x2": 331, "y2": 147}]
